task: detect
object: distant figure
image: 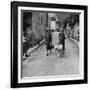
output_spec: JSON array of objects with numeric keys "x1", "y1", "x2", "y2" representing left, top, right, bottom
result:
[
  {"x1": 45, "y1": 28, "x2": 52, "y2": 56},
  {"x1": 59, "y1": 28, "x2": 66, "y2": 51}
]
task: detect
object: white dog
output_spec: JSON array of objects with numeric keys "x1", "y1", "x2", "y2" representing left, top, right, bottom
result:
[{"x1": 54, "y1": 44, "x2": 63, "y2": 57}]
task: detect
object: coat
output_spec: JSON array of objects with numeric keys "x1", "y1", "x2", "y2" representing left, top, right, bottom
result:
[
  {"x1": 59, "y1": 32, "x2": 65, "y2": 45},
  {"x1": 45, "y1": 30, "x2": 52, "y2": 50}
]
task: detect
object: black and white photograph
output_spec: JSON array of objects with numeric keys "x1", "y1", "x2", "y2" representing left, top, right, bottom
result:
[
  {"x1": 22, "y1": 11, "x2": 80, "y2": 77},
  {"x1": 11, "y1": 1, "x2": 87, "y2": 88}
]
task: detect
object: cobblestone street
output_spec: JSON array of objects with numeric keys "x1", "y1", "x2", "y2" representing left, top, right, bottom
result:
[{"x1": 23, "y1": 38, "x2": 79, "y2": 77}]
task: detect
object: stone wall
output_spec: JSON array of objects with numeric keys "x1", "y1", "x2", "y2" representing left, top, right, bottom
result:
[{"x1": 23, "y1": 11, "x2": 47, "y2": 55}]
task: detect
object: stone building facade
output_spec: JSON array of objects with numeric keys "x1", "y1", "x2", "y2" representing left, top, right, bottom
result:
[
  {"x1": 32, "y1": 12, "x2": 47, "y2": 41},
  {"x1": 23, "y1": 11, "x2": 47, "y2": 55},
  {"x1": 71, "y1": 22, "x2": 79, "y2": 41}
]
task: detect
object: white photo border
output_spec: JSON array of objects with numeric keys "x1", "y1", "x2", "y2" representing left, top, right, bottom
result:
[{"x1": 18, "y1": 6, "x2": 84, "y2": 84}]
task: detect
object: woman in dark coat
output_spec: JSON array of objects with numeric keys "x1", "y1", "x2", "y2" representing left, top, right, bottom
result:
[
  {"x1": 45, "y1": 29, "x2": 52, "y2": 56},
  {"x1": 59, "y1": 28, "x2": 66, "y2": 51}
]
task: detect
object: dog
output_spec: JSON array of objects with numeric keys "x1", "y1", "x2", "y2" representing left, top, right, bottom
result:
[{"x1": 54, "y1": 44, "x2": 63, "y2": 57}]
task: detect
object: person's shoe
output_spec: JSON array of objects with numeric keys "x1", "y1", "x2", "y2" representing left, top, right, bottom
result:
[
  {"x1": 63, "y1": 49, "x2": 65, "y2": 51},
  {"x1": 46, "y1": 53, "x2": 49, "y2": 56},
  {"x1": 25, "y1": 54, "x2": 29, "y2": 57}
]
